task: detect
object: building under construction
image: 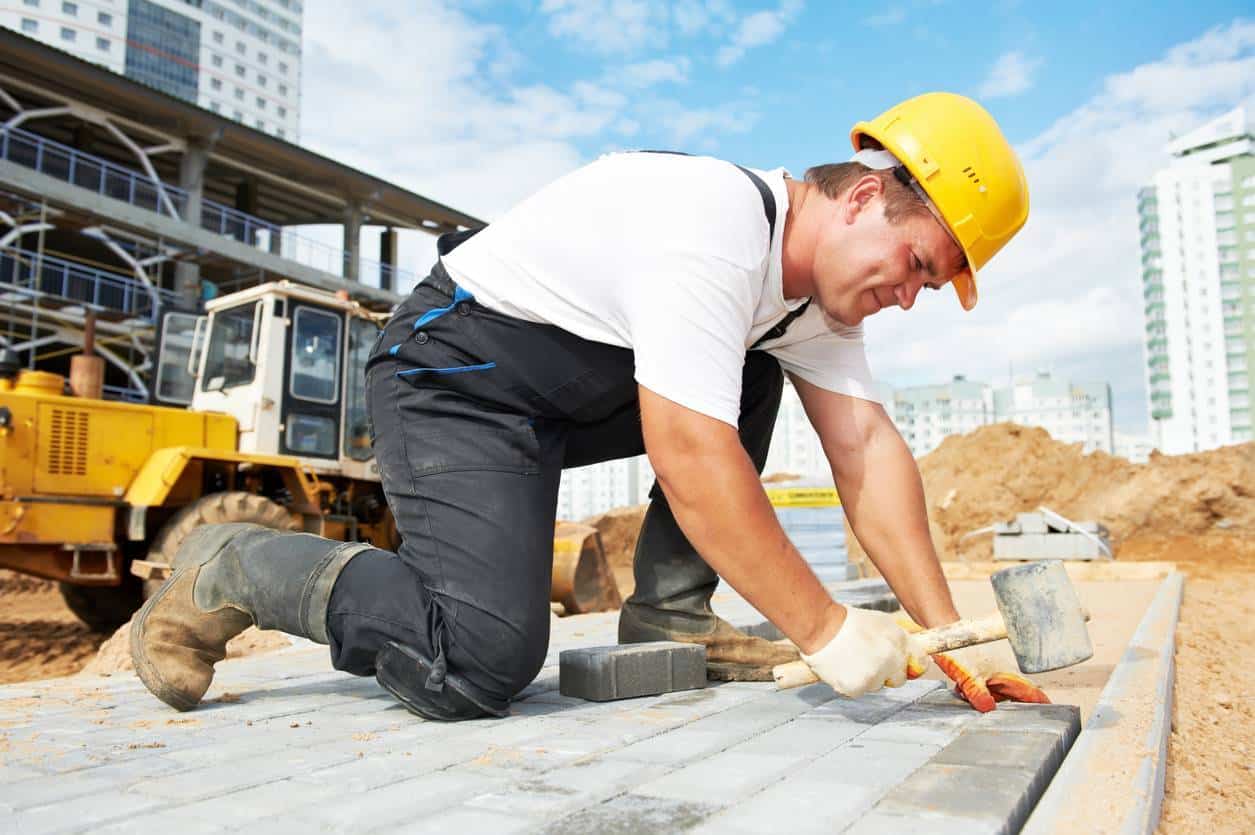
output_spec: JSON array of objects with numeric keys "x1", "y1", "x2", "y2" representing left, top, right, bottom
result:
[{"x1": 0, "y1": 28, "x2": 481, "y2": 405}]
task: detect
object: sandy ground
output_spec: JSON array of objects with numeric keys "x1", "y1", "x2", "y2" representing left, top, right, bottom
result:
[{"x1": 1, "y1": 560, "x2": 1251, "y2": 830}]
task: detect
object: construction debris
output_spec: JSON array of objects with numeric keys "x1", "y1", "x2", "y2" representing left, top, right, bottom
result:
[{"x1": 990, "y1": 510, "x2": 1113, "y2": 561}]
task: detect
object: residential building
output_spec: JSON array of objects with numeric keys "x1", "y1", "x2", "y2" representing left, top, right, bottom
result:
[
  {"x1": 763, "y1": 377, "x2": 829, "y2": 479},
  {"x1": 1, "y1": 0, "x2": 302, "y2": 140},
  {"x1": 992, "y1": 372, "x2": 1114, "y2": 455},
  {"x1": 884, "y1": 375, "x2": 994, "y2": 458},
  {"x1": 1137, "y1": 107, "x2": 1254, "y2": 453},
  {"x1": 1114, "y1": 431, "x2": 1156, "y2": 464}
]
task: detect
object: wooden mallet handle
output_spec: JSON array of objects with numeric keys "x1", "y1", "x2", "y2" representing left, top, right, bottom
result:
[{"x1": 772, "y1": 611, "x2": 1011, "y2": 690}]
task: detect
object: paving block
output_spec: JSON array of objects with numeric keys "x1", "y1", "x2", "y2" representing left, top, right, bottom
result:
[
  {"x1": 633, "y1": 750, "x2": 804, "y2": 804},
  {"x1": 807, "y1": 738, "x2": 942, "y2": 786},
  {"x1": 868, "y1": 761, "x2": 1049, "y2": 834},
  {"x1": 538, "y1": 792, "x2": 719, "y2": 834},
  {"x1": 844, "y1": 810, "x2": 1004, "y2": 835},
  {"x1": 933, "y1": 729, "x2": 1071, "y2": 773},
  {"x1": 559, "y1": 642, "x2": 706, "y2": 702},
  {"x1": 692, "y1": 778, "x2": 884, "y2": 835},
  {"x1": 858, "y1": 706, "x2": 978, "y2": 747}
]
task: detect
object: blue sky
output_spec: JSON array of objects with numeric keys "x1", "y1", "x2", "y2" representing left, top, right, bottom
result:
[{"x1": 300, "y1": 2, "x2": 1255, "y2": 435}]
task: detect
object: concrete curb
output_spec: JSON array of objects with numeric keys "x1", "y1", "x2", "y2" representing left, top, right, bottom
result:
[{"x1": 1020, "y1": 571, "x2": 1185, "y2": 835}]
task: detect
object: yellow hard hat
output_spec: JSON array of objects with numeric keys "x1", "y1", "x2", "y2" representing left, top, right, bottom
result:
[{"x1": 851, "y1": 92, "x2": 1029, "y2": 311}]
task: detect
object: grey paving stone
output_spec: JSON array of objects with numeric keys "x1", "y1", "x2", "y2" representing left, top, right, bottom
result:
[
  {"x1": 933, "y1": 729, "x2": 1072, "y2": 772},
  {"x1": 844, "y1": 810, "x2": 1004, "y2": 835},
  {"x1": 6, "y1": 788, "x2": 166, "y2": 835},
  {"x1": 729, "y1": 715, "x2": 866, "y2": 757},
  {"x1": 634, "y1": 750, "x2": 804, "y2": 804},
  {"x1": 386, "y1": 805, "x2": 536, "y2": 834},
  {"x1": 971, "y1": 702, "x2": 1082, "y2": 739},
  {"x1": 599, "y1": 725, "x2": 738, "y2": 766},
  {"x1": 858, "y1": 705, "x2": 979, "y2": 746},
  {"x1": 870, "y1": 762, "x2": 1047, "y2": 833},
  {"x1": 126, "y1": 741, "x2": 361, "y2": 801},
  {"x1": 692, "y1": 778, "x2": 884, "y2": 835},
  {"x1": 559, "y1": 642, "x2": 706, "y2": 702},
  {"x1": 807, "y1": 738, "x2": 942, "y2": 786},
  {"x1": 539, "y1": 792, "x2": 719, "y2": 834}
]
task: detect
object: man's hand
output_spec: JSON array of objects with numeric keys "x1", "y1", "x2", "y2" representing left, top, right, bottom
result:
[
  {"x1": 800, "y1": 607, "x2": 928, "y2": 698},
  {"x1": 927, "y1": 645, "x2": 1051, "y2": 713}
]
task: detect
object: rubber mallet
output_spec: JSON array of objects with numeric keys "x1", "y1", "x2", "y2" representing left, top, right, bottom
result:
[{"x1": 773, "y1": 560, "x2": 1093, "y2": 690}]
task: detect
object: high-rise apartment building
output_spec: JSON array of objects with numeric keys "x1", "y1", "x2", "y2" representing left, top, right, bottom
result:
[
  {"x1": 1, "y1": 0, "x2": 302, "y2": 140},
  {"x1": 1137, "y1": 107, "x2": 1254, "y2": 453}
]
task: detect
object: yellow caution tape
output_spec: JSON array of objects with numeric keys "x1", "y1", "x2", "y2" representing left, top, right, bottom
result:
[{"x1": 765, "y1": 487, "x2": 841, "y2": 508}]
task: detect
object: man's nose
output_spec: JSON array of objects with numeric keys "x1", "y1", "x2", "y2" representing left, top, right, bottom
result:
[{"x1": 895, "y1": 281, "x2": 921, "y2": 310}]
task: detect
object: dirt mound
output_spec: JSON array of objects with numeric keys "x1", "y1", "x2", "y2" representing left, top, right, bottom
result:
[
  {"x1": 580, "y1": 504, "x2": 647, "y2": 599},
  {"x1": 0, "y1": 572, "x2": 108, "y2": 684},
  {"x1": 853, "y1": 423, "x2": 1255, "y2": 567},
  {"x1": 81, "y1": 621, "x2": 292, "y2": 677}
]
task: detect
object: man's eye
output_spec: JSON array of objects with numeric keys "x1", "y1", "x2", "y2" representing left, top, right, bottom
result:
[{"x1": 911, "y1": 254, "x2": 922, "y2": 272}]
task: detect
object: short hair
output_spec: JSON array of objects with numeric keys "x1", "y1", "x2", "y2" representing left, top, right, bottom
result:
[
  {"x1": 803, "y1": 161, "x2": 969, "y2": 276},
  {"x1": 803, "y1": 162, "x2": 931, "y2": 225}
]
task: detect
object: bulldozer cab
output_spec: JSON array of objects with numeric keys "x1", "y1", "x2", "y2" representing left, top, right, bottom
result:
[{"x1": 175, "y1": 282, "x2": 385, "y2": 481}]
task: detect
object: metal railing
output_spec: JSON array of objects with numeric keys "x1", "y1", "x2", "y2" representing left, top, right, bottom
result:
[
  {"x1": 0, "y1": 247, "x2": 179, "y2": 322},
  {"x1": 0, "y1": 126, "x2": 417, "y2": 290}
]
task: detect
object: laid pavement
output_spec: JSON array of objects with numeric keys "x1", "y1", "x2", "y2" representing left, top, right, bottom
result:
[{"x1": 0, "y1": 581, "x2": 1078, "y2": 834}]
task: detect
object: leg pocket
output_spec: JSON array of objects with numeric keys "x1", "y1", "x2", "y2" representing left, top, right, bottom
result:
[{"x1": 406, "y1": 425, "x2": 540, "y2": 478}]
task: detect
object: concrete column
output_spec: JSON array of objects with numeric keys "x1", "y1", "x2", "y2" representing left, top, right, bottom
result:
[
  {"x1": 174, "y1": 139, "x2": 210, "y2": 302},
  {"x1": 379, "y1": 226, "x2": 398, "y2": 292},
  {"x1": 343, "y1": 202, "x2": 363, "y2": 283}
]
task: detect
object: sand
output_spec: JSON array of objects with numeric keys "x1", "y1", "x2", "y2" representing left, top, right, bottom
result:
[{"x1": 0, "y1": 571, "x2": 107, "y2": 685}]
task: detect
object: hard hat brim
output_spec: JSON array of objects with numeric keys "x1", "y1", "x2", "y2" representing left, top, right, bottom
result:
[{"x1": 952, "y1": 269, "x2": 977, "y2": 311}]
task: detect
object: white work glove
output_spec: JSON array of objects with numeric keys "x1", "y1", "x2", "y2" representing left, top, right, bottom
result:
[{"x1": 800, "y1": 607, "x2": 926, "y2": 699}]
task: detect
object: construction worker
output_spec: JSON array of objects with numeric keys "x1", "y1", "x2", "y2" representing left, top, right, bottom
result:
[{"x1": 132, "y1": 92, "x2": 1049, "y2": 719}]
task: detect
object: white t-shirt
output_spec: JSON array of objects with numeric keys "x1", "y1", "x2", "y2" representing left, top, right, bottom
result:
[{"x1": 442, "y1": 152, "x2": 879, "y2": 428}]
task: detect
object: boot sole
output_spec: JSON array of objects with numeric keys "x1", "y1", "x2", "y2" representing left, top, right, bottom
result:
[
  {"x1": 707, "y1": 661, "x2": 777, "y2": 682},
  {"x1": 130, "y1": 569, "x2": 200, "y2": 712}
]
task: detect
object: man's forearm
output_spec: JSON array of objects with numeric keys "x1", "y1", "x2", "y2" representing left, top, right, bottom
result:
[
  {"x1": 641, "y1": 392, "x2": 844, "y2": 654},
  {"x1": 832, "y1": 423, "x2": 960, "y2": 629}
]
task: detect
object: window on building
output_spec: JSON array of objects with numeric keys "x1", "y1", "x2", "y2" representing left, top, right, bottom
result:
[
  {"x1": 98, "y1": 11, "x2": 111, "y2": 25},
  {"x1": 234, "y1": 88, "x2": 244, "y2": 100},
  {"x1": 256, "y1": 97, "x2": 266, "y2": 109},
  {"x1": 212, "y1": 54, "x2": 223, "y2": 67},
  {"x1": 20, "y1": 18, "x2": 37, "y2": 32},
  {"x1": 278, "y1": 83, "x2": 288, "y2": 96},
  {"x1": 60, "y1": 26, "x2": 76, "y2": 41},
  {"x1": 235, "y1": 64, "x2": 245, "y2": 76},
  {"x1": 255, "y1": 119, "x2": 265, "y2": 129},
  {"x1": 213, "y1": 31, "x2": 223, "y2": 44},
  {"x1": 210, "y1": 101, "x2": 220, "y2": 112},
  {"x1": 236, "y1": 41, "x2": 246, "y2": 54},
  {"x1": 258, "y1": 52, "x2": 268, "y2": 65},
  {"x1": 277, "y1": 128, "x2": 286, "y2": 138},
  {"x1": 96, "y1": 36, "x2": 109, "y2": 50},
  {"x1": 62, "y1": 1, "x2": 77, "y2": 15},
  {"x1": 233, "y1": 110, "x2": 243, "y2": 120},
  {"x1": 258, "y1": 75, "x2": 267, "y2": 87},
  {"x1": 279, "y1": 61, "x2": 288, "y2": 74},
  {"x1": 277, "y1": 106, "x2": 286, "y2": 117},
  {"x1": 22, "y1": 0, "x2": 38, "y2": 7},
  {"x1": 211, "y1": 78, "x2": 222, "y2": 90}
]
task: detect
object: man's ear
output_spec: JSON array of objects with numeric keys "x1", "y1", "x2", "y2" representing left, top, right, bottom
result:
[{"x1": 842, "y1": 174, "x2": 884, "y2": 224}]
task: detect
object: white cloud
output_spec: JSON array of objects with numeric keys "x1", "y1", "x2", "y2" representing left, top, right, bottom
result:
[
  {"x1": 299, "y1": 1, "x2": 765, "y2": 288},
  {"x1": 715, "y1": 0, "x2": 804, "y2": 67},
  {"x1": 866, "y1": 19, "x2": 1255, "y2": 433},
  {"x1": 539, "y1": 0, "x2": 670, "y2": 54},
  {"x1": 619, "y1": 57, "x2": 692, "y2": 88},
  {"x1": 978, "y1": 51, "x2": 1043, "y2": 99}
]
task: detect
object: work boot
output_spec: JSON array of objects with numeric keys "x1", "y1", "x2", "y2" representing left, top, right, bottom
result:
[
  {"x1": 618, "y1": 500, "x2": 800, "y2": 681},
  {"x1": 130, "y1": 524, "x2": 372, "y2": 711}
]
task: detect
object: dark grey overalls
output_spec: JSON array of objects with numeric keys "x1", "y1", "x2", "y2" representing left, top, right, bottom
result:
[{"x1": 325, "y1": 158, "x2": 809, "y2": 720}]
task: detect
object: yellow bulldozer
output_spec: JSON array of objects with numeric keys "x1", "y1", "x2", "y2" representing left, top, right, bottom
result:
[{"x1": 0, "y1": 281, "x2": 619, "y2": 632}]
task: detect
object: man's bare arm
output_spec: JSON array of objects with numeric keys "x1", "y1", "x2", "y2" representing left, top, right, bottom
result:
[
  {"x1": 790, "y1": 374, "x2": 960, "y2": 629},
  {"x1": 638, "y1": 384, "x2": 844, "y2": 654}
]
